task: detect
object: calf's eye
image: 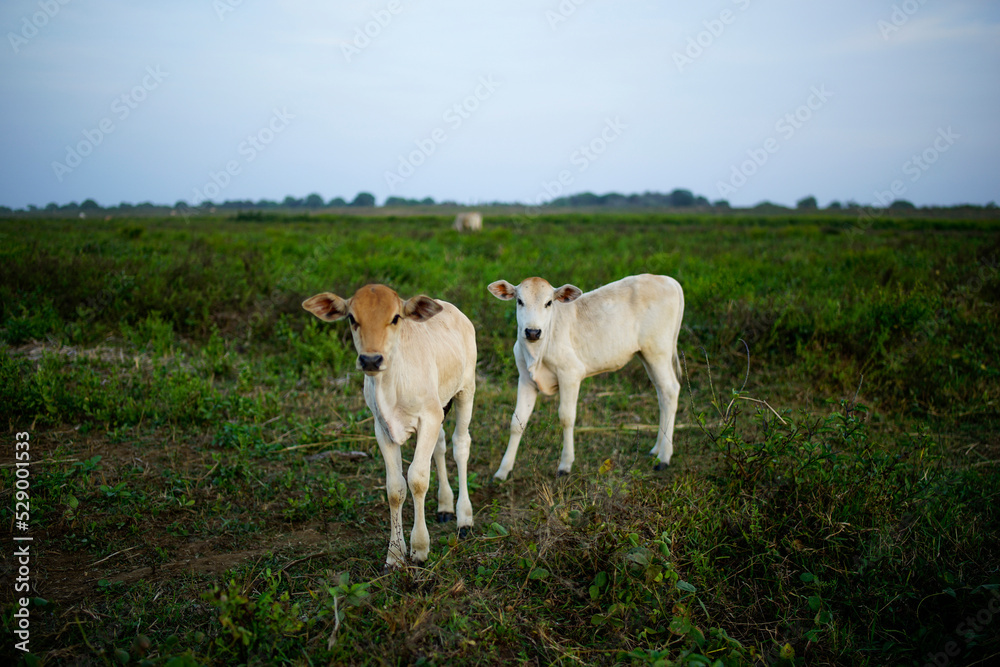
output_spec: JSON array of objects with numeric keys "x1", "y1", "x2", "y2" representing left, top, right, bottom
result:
[
  {"x1": 516, "y1": 298, "x2": 524, "y2": 307},
  {"x1": 545, "y1": 300, "x2": 553, "y2": 308},
  {"x1": 392, "y1": 314, "x2": 400, "y2": 325},
  {"x1": 347, "y1": 314, "x2": 359, "y2": 328}
]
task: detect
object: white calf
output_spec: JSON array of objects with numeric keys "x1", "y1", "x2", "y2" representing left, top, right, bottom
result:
[
  {"x1": 487, "y1": 274, "x2": 684, "y2": 480},
  {"x1": 303, "y1": 284, "x2": 476, "y2": 569},
  {"x1": 453, "y1": 212, "x2": 483, "y2": 232}
]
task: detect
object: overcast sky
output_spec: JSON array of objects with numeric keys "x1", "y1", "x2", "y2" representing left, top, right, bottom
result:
[{"x1": 2, "y1": 0, "x2": 998, "y2": 209}]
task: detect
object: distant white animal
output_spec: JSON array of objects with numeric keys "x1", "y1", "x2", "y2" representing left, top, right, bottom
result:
[
  {"x1": 487, "y1": 274, "x2": 684, "y2": 480},
  {"x1": 453, "y1": 212, "x2": 483, "y2": 232},
  {"x1": 303, "y1": 284, "x2": 476, "y2": 569}
]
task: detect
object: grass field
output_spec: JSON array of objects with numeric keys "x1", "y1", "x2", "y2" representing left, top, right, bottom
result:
[{"x1": 2, "y1": 211, "x2": 999, "y2": 666}]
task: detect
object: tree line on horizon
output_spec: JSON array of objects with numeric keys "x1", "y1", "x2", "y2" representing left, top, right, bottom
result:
[{"x1": 2, "y1": 189, "x2": 996, "y2": 216}]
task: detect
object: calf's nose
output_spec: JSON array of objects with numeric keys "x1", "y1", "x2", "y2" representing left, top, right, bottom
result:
[
  {"x1": 358, "y1": 354, "x2": 384, "y2": 371},
  {"x1": 524, "y1": 328, "x2": 542, "y2": 341}
]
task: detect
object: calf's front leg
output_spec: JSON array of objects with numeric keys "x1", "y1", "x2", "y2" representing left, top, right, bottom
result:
[
  {"x1": 493, "y1": 377, "x2": 538, "y2": 481},
  {"x1": 407, "y1": 421, "x2": 443, "y2": 565},
  {"x1": 375, "y1": 426, "x2": 407, "y2": 570},
  {"x1": 556, "y1": 377, "x2": 582, "y2": 476}
]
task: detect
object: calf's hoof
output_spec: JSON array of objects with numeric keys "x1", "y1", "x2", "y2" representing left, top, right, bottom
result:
[
  {"x1": 437, "y1": 511, "x2": 455, "y2": 523},
  {"x1": 458, "y1": 526, "x2": 472, "y2": 540},
  {"x1": 653, "y1": 461, "x2": 670, "y2": 472},
  {"x1": 556, "y1": 470, "x2": 569, "y2": 478}
]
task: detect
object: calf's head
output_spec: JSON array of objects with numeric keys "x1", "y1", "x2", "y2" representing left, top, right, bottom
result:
[
  {"x1": 302, "y1": 284, "x2": 442, "y2": 374},
  {"x1": 488, "y1": 277, "x2": 582, "y2": 343}
]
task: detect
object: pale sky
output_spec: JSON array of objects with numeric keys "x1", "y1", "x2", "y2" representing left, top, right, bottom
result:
[{"x1": 2, "y1": 0, "x2": 998, "y2": 209}]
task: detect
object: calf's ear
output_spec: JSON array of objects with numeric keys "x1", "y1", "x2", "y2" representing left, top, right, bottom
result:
[
  {"x1": 488, "y1": 280, "x2": 517, "y2": 301},
  {"x1": 302, "y1": 293, "x2": 349, "y2": 321},
  {"x1": 553, "y1": 284, "x2": 583, "y2": 303},
  {"x1": 403, "y1": 295, "x2": 443, "y2": 322}
]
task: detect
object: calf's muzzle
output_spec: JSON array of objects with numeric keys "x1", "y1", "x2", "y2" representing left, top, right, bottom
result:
[{"x1": 358, "y1": 354, "x2": 384, "y2": 372}]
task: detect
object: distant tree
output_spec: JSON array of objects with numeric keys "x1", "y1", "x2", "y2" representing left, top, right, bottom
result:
[
  {"x1": 421, "y1": 197, "x2": 435, "y2": 205},
  {"x1": 221, "y1": 200, "x2": 253, "y2": 209},
  {"x1": 304, "y1": 193, "x2": 325, "y2": 208},
  {"x1": 753, "y1": 201, "x2": 788, "y2": 212},
  {"x1": 0, "y1": 206, "x2": 12, "y2": 215},
  {"x1": 328, "y1": 197, "x2": 347, "y2": 207},
  {"x1": 351, "y1": 192, "x2": 376, "y2": 207},
  {"x1": 572, "y1": 192, "x2": 601, "y2": 206},
  {"x1": 384, "y1": 196, "x2": 408, "y2": 207},
  {"x1": 796, "y1": 196, "x2": 818, "y2": 210},
  {"x1": 27, "y1": 204, "x2": 38, "y2": 212},
  {"x1": 174, "y1": 200, "x2": 189, "y2": 210},
  {"x1": 889, "y1": 199, "x2": 916, "y2": 210},
  {"x1": 45, "y1": 202, "x2": 59, "y2": 211},
  {"x1": 713, "y1": 199, "x2": 730, "y2": 208},
  {"x1": 282, "y1": 196, "x2": 302, "y2": 208},
  {"x1": 81, "y1": 199, "x2": 101, "y2": 210},
  {"x1": 827, "y1": 201, "x2": 842, "y2": 210},
  {"x1": 669, "y1": 189, "x2": 695, "y2": 207},
  {"x1": 602, "y1": 193, "x2": 628, "y2": 208},
  {"x1": 61, "y1": 202, "x2": 79, "y2": 210}
]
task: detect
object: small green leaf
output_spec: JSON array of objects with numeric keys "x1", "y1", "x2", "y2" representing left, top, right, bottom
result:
[
  {"x1": 528, "y1": 567, "x2": 549, "y2": 580},
  {"x1": 682, "y1": 655, "x2": 711, "y2": 665},
  {"x1": 669, "y1": 616, "x2": 692, "y2": 635},
  {"x1": 626, "y1": 547, "x2": 652, "y2": 567},
  {"x1": 808, "y1": 595, "x2": 823, "y2": 611},
  {"x1": 799, "y1": 572, "x2": 815, "y2": 583},
  {"x1": 676, "y1": 580, "x2": 697, "y2": 593}
]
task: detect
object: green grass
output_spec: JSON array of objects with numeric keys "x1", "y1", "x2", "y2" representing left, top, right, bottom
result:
[{"x1": 1, "y1": 211, "x2": 999, "y2": 666}]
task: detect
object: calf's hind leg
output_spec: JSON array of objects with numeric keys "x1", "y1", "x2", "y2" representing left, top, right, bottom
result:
[
  {"x1": 433, "y1": 427, "x2": 456, "y2": 523},
  {"x1": 451, "y1": 387, "x2": 475, "y2": 538},
  {"x1": 640, "y1": 354, "x2": 681, "y2": 469}
]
